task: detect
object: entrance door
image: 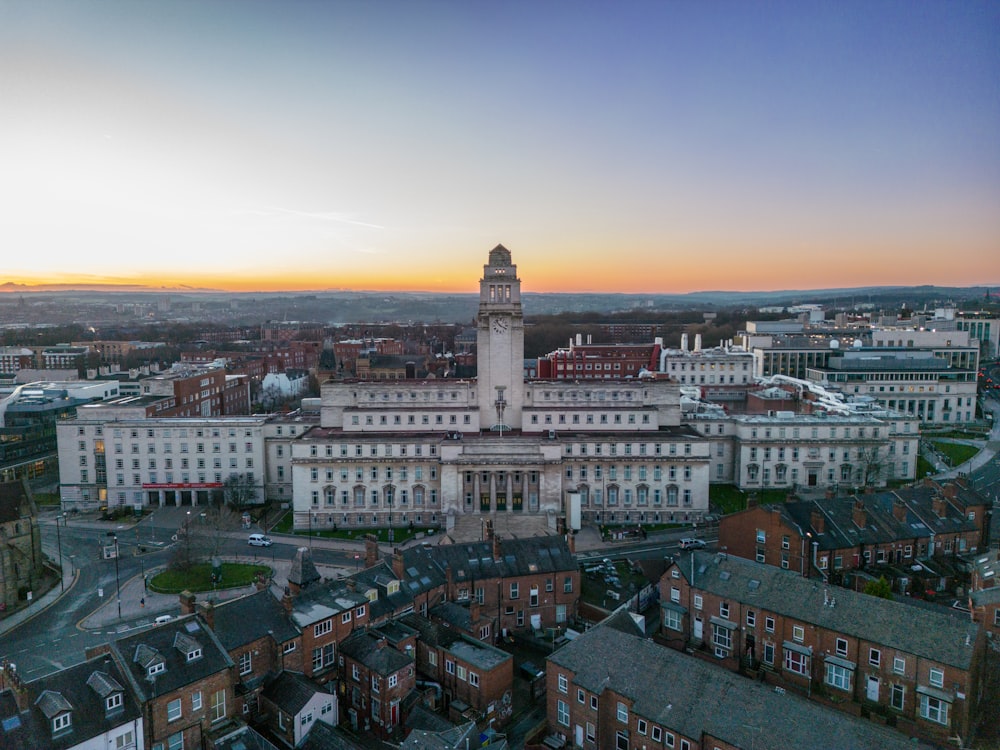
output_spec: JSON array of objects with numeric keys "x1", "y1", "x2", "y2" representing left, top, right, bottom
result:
[
  {"x1": 496, "y1": 493, "x2": 506, "y2": 511},
  {"x1": 694, "y1": 617, "x2": 703, "y2": 641},
  {"x1": 807, "y1": 470, "x2": 818, "y2": 487},
  {"x1": 866, "y1": 676, "x2": 879, "y2": 702},
  {"x1": 513, "y1": 493, "x2": 523, "y2": 512},
  {"x1": 480, "y1": 493, "x2": 491, "y2": 512},
  {"x1": 575, "y1": 724, "x2": 584, "y2": 747}
]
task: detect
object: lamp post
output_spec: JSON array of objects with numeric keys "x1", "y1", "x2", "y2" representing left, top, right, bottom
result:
[
  {"x1": 111, "y1": 533, "x2": 121, "y2": 621},
  {"x1": 55, "y1": 513, "x2": 65, "y2": 593}
]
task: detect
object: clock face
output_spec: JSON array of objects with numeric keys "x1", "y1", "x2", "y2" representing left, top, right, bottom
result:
[{"x1": 492, "y1": 317, "x2": 509, "y2": 334}]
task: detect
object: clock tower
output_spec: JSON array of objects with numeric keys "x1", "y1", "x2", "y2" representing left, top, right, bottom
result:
[{"x1": 477, "y1": 244, "x2": 524, "y2": 431}]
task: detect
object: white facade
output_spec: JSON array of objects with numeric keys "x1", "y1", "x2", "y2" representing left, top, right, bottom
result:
[
  {"x1": 292, "y1": 246, "x2": 712, "y2": 531},
  {"x1": 58, "y1": 417, "x2": 267, "y2": 510}
]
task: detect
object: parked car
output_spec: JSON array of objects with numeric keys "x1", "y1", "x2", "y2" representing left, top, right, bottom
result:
[
  {"x1": 679, "y1": 538, "x2": 706, "y2": 550},
  {"x1": 248, "y1": 533, "x2": 273, "y2": 547}
]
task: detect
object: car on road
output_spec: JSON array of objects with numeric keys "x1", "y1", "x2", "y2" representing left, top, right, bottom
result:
[
  {"x1": 679, "y1": 538, "x2": 707, "y2": 550},
  {"x1": 248, "y1": 533, "x2": 272, "y2": 547}
]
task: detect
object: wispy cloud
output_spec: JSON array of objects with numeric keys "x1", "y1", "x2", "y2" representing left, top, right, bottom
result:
[{"x1": 239, "y1": 206, "x2": 384, "y2": 230}]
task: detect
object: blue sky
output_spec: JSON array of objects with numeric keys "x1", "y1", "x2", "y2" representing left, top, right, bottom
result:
[{"x1": 1, "y1": 1, "x2": 997, "y2": 292}]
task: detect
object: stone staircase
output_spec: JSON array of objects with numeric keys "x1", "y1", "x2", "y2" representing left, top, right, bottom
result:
[{"x1": 447, "y1": 512, "x2": 555, "y2": 543}]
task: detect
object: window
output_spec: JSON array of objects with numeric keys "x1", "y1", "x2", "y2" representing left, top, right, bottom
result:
[
  {"x1": 637, "y1": 718, "x2": 647, "y2": 735},
  {"x1": 792, "y1": 625, "x2": 804, "y2": 642},
  {"x1": 557, "y1": 699, "x2": 569, "y2": 727},
  {"x1": 587, "y1": 722, "x2": 597, "y2": 742},
  {"x1": 617, "y1": 701, "x2": 628, "y2": 723},
  {"x1": 652, "y1": 726, "x2": 662, "y2": 742},
  {"x1": 239, "y1": 651, "x2": 252, "y2": 675},
  {"x1": 210, "y1": 689, "x2": 226, "y2": 722},
  {"x1": 919, "y1": 694, "x2": 949, "y2": 725},
  {"x1": 893, "y1": 656, "x2": 905, "y2": 674},
  {"x1": 836, "y1": 638, "x2": 848, "y2": 657},
  {"x1": 446, "y1": 660, "x2": 455, "y2": 675},
  {"x1": 694, "y1": 594, "x2": 703, "y2": 611},
  {"x1": 192, "y1": 691, "x2": 202, "y2": 711},
  {"x1": 509, "y1": 582, "x2": 519, "y2": 599},
  {"x1": 456, "y1": 665, "x2": 467, "y2": 681},
  {"x1": 746, "y1": 610, "x2": 755, "y2": 627},
  {"x1": 314, "y1": 619, "x2": 332, "y2": 637},
  {"x1": 664, "y1": 608, "x2": 682, "y2": 631},
  {"x1": 784, "y1": 650, "x2": 809, "y2": 675},
  {"x1": 558, "y1": 674, "x2": 568, "y2": 693},
  {"x1": 428, "y1": 652, "x2": 437, "y2": 667},
  {"x1": 342, "y1": 611, "x2": 352, "y2": 624},
  {"x1": 469, "y1": 672, "x2": 479, "y2": 687},
  {"x1": 167, "y1": 731, "x2": 183, "y2": 750},
  {"x1": 114, "y1": 730, "x2": 134, "y2": 749},
  {"x1": 868, "y1": 648, "x2": 880, "y2": 667},
  {"x1": 107, "y1": 692, "x2": 123, "y2": 711},
  {"x1": 167, "y1": 698, "x2": 182, "y2": 722},
  {"x1": 891, "y1": 684, "x2": 905, "y2": 711},
  {"x1": 719, "y1": 602, "x2": 729, "y2": 619},
  {"x1": 577, "y1": 688, "x2": 586, "y2": 704},
  {"x1": 713, "y1": 624, "x2": 732, "y2": 653},
  {"x1": 564, "y1": 576, "x2": 573, "y2": 593},
  {"x1": 53, "y1": 713, "x2": 71, "y2": 732},
  {"x1": 929, "y1": 668, "x2": 944, "y2": 688},
  {"x1": 825, "y1": 663, "x2": 851, "y2": 691}
]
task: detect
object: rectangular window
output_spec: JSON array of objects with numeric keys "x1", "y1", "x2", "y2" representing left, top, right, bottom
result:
[
  {"x1": 617, "y1": 701, "x2": 628, "y2": 723},
  {"x1": 167, "y1": 698, "x2": 182, "y2": 722},
  {"x1": 557, "y1": 699, "x2": 569, "y2": 727},
  {"x1": 869, "y1": 648, "x2": 880, "y2": 667},
  {"x1": 824, "y1": 663, "x2": 851, "y2": 691},
  {"x1": 558, "y1": 674, "x2": 568, "y2": 693},
  {"x1": 836, "y1": 638, "x2": 848, "y2": 657},
  {"x1": 210, "y1": 689, "x2": 226, "y2": 723},
  {"x1": 192, "y1": 691, "x2": 202, "y2": 711},
  {"x1": 784, "y1": 650, "x2": 809, "y2": 675},
  {"x1": 239, "y1": 651, "x2": 252, "y2": 675},
  {"x1": 929, "y1": 668, "x2": 944, "y2": 688},
  {"x1": 891, "y1": 684, "x2": 905, "y2": 710},
  {"x1": 792, "y1": 625, "x2": 804, "y2": 642},
  {"x1": 893, "y1": 656, "x2": 905, "y2": 674},
  {"x1": 919, "y1": 694, "x2": 949, "y2": 725}
]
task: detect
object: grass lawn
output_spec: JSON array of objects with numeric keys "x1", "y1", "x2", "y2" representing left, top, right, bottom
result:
[
  {"x1": 150, "y1": 562, "x2": 271, "y2": 594},
  {"x1": 268, "y1": 514, "x2": 438, "y2": 545},
  {"x1": 916, "y1": 456, "x2": 935, "y2": 480},
  {"x1": 33, "y1": 492, "x2": 61, "y2": 506},
  {"x1": 930, "y1": 441, "x2": 979, "y2": 467}
]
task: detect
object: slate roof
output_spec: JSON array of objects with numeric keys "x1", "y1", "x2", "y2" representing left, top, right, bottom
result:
[
  {"x1": 299, "y1": 720, "x2": 367, "y2": 750},
  {"x1": 398, "y1": 535, "x2": 577, "y2": 599},
  {"x1": 682, "y1": 551, "x2": 980, "y2": 669},
  {"x1": 0, "y1": 655, "x2": 142, "y2": 750},
  {"x1": 339, "y1": 631, "x2": 413, "y2": 676},
  {"x1": 288, "y1": 579, "x2": 370, "y2": 629},
  {"x1": 211, "y1": 589, "x2": 300, "y2": 651},
  {"x1": 111, "y1": 614, "x2": 234, "y2": 700},
  {"x1": 429, "y1": 602, "x2": 472, "y2": 632},
  {"x1": 401, "y1": 615, "x2": 511, "y2": 672},
  {"x1": 764, "y1": 482, "x2": 983, "y2": 553},
  {"x1": 548, "y1": 621, "x2": 934, "y2": 750},
  {"x1": 261, "y1": 671, "x2": 323, "y2": 717}
]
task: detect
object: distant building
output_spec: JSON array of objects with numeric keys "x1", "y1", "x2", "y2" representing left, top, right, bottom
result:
[{"x1": 0, "y1": 479, "x2": 43, "y2": 612}]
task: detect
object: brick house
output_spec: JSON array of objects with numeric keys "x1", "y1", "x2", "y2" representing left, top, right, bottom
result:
[
  {"x1": 659, "y1": 551, "x2": 985, "y2": 742},
  {"x1": 968, "y1": 552, "x2": 1000, "y2": 638},
  {"x1": 200, "y1": 589, "x2": 302, "y2": 719},
  {"x1": 111, "y1": 614, "x2": 237, "y2": 750},
  {"x1": 338, "y1": 629, "x2": 416, "y2": 740},
  {"x1": 718, "y1": 479, "x2": 989, "y2": 582},
  {"x1": 401, "y1": 613, "x2": 514, "y2": 725},
  {"x1": 259, "y1": 670, "x2": 336, "y2": 748},
  {"x1": 0, "y1": 655, "x2": 143, "y2": 750},
  {"x1": 546, "y1": 613, "x2": 935, "y2": 750}
]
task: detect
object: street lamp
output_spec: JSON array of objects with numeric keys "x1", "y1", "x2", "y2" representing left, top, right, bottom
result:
[
  {"x1": 55, "y1": 513, "x2": 65, "y2": 593},
  {"x1": 110, "y1": 532, "x2": 121, "y2": 621}
]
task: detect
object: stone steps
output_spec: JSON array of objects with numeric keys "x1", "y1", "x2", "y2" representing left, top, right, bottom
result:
[{"x1": 448, "y1": 512, "x2": 555, "y2": 543}]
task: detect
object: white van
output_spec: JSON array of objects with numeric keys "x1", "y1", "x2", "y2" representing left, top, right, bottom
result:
[{"x1": 248, "y1": 533, "x2": 272, "y2": 547}]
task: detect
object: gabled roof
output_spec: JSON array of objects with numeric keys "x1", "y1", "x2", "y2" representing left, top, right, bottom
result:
[
  {"x1": 211, "y1": 589, "x2": 300, "y2": 651},
  {"x1": 5, "y1": 654, "x2": 142, "y2": 750},
  {"x1": 398, "y1": 536, "x2": 577, "y2": 598},
  {"x1": 680, "y1": 551, "x2": 980, "y2": 669},
  {"x1": 339, "y1": 631, "x2": 413, "y2": 676},
  {"x1": 548, "y1": 620, "x2": 934, "y2": 750},
  {"x1": 111, "y1": 615, "x2": 234, "y2": 700},
  {"x1": 261, "y1": 671, "x2": 324, "y2": 717}
]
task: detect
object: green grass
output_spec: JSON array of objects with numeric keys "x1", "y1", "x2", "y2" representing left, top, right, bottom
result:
[
  {"x1": 150, "y1": 562, "x2": 271, "y2": 594},
  {"x1": 916, "y1": 456, "x2": 935, "y2": 480},
  {"x1": 269, "y1": 514, "x2": 438, "y2": 544},
  {"x1": 709, "y1": 485, "x2": 789, "y2": 514},
  {"x1": 930, "y1": 440, "x2": 979, "y2": 467},
  {"x1": 33, "y1": 492, "x2": 61, "y2": 506}
]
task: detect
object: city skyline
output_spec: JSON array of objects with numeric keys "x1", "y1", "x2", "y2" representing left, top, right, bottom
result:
[{"x1": 2, "y1": 1, "x2": 998, "y2": 294}]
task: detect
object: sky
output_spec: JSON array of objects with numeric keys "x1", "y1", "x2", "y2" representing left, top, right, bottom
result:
[{"x1": 1, "y1": 1, "x2": 998, "y2": 294}]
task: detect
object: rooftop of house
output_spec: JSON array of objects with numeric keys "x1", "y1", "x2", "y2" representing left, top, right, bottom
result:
[
  {"x1": 401, "y1": 615, "x2": 510, "y2": 672},
  {"x1": 339, "y1": 631, "x2": 413, "y2": 676},
  {"x1": 677, "y1": 551, "x2": 980, "y2": 669},
  {"x1": 0, "y1": 654, "x2": 142, "y2": 750},
  {"x1": 260, "y1": 670, "x2": 324, "y2": 717},
  {"x1": 548, "y1": 618, "x2": 936, "y2": 750},
  {"x1": 209, "y1": 589, "x2": 300, "y2": 652},
  {"x1": 111, "y1": 614, "x2": 234, "y2": 701}
]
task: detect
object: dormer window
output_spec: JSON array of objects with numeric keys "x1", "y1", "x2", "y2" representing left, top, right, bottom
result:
[
  {"x1": 53, "y1": 713, "x2": 71, "y2": 733},
  {"x1": 386, "y1": 580, "x2": 400, "y2": 595},
  {"x1": 186, "y1": 648, "x2": 202, "y2": 662},
  {"x1": 106, "y1": 692, "x2": 123, "y2": 711},
  {"x1": 148, "y1": 662, "x2": 165, "y2": 677},
  {"x1": 174, "y1": 632, "x2": 203, "y2": 662}
]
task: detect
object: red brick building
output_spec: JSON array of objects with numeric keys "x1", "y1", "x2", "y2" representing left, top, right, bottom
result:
[
  {"x1": 338, "y1": 628, "x2": 415, "y2": 740},
  {"x1": 536, "y1": 337, "x2": 660, "y2": 380},
  {"x1": 141, "y1": 366, "x2": 228, "y2": 418},
  {"x1": 659, "y1": 551, "x2": 986, "y2": 742}
]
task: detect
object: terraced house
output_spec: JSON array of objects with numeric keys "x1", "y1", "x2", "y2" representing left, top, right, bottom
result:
[{"x1": 659, "y1": 551, "x2": 986, "y2": 742}]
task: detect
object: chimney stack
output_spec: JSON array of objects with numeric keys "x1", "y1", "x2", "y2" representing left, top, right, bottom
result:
[
  {"x1": 566, "y1": 531, "x2": 576, "y2": 554},
  {"x1": 492, "y1": 534, "x2": 503, "y2": 563},
  {"x1": 932, "y1": 495, "x2": 947, "y2": 519},
  {"x1": 392, "y1": 547, "x2": 405, "y2": 580},
  {"x1": 942, "y1": 483, "x2": 958, "y2": 500},
  {"x1": 196, "y1": 600, "x2": 215, "y2": 630},
  {"x1": 281, "y1": 586, "x2": 294, "y2": 614},
  {"x1": 852, "y1": 499, "x2": 867, "y2": 529},
  {"x1": 892, "y1": 499, "x2": 907, "y2": 522},
  {"x1": 469, "y1": 597, "x2": 480, "y2": 625},
  {"x1": 810, "y1": 509, "x2": 825, "y2": 534},
  {"x1": 179, "y1": 590, "x2": 196, "y2": 615},
  {"x1": 365, "y1": 534, "x2": 379, "y2": 569}
]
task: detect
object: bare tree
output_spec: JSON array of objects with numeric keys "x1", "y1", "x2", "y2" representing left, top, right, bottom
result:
[
  {"x1": 223, "y1": 473, "x2": 259, "y2": 512},
  {"x1": 853, "y1": 445, "x2": 889, "y2": 488}
]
